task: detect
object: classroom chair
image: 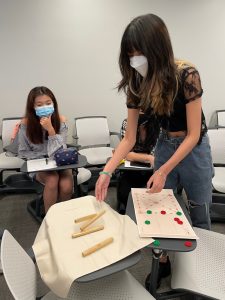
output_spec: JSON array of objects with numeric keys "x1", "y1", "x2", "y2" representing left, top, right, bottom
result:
[
  {"x1": 73, "y1": 116, "x2": 120, "y2": 190},
  {"x1": 0, "y1": 117, "x2": 42, "y2": 194},
  {"x1": 171, "y1": 227, "x2": 225, "y2": 299},
  {"x1": 73, "y1": 116, "x2": 120, "y2": 167},
  {"x1": 1, "y1": 230, "x2": 156, "y2": 300},
  {"x1": 207, "y1": 127, "x2": 225, "y2": 222}
]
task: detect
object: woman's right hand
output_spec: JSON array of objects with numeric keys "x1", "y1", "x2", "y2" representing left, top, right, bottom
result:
[{"x1": 95, "y1": 174, "x2": 111, "y2": 201}]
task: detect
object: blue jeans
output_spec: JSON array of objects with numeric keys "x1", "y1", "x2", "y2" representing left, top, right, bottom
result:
[{"x1": 154, "y1": 132, "x2": 214, "y2": 230}]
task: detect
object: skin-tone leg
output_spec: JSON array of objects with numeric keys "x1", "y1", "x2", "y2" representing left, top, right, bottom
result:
[
  {"x1": 58, "y1": 169, "x2": 73, "y2": 201},
  {"x1": 36, "y1": 171, "x2": 59, "y2": 213}
]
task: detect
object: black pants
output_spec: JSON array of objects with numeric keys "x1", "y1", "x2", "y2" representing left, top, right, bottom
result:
[{"x1": 117, "y1": 170, "x2": 153, "y2": 214}]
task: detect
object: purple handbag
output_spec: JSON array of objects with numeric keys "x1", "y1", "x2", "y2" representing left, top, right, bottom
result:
[{"x1": 54, "y1": 147, "x2": 78, "y2": 166}]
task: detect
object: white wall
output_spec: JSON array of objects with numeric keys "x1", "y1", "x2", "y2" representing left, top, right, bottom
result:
[{"x1": 0, "y1": 0, "x2": 224, "y2": 142}]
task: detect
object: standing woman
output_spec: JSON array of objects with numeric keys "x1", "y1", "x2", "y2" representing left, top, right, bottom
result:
[
  {"x1": 95, "y1": 14, "x2": 213, "y2": 285},
  {"x1": 18, "y1": 86, "x2": 73, "y2": 213},
  {"x1": 96, "y1": 13, "x2": 213, "y2": 228}
]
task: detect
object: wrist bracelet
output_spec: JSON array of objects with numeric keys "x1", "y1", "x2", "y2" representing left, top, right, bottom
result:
[
  {"x1": 157, "y1": 170, "x2": 166, "y2": 180},
  {"x1": 99, "y1": 171, "x2": 112, "y2": 178}
]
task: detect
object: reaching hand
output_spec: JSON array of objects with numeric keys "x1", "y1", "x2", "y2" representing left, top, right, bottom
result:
[
  {"x1": 146, "y1": 170, "x2": 167, "y2": 193},
  {"x1": 95, "y1": 174, "x2": 111, "y2": 201},
  {"x1": 40, "y1": 116, "x2": 54, "y2": 132}
]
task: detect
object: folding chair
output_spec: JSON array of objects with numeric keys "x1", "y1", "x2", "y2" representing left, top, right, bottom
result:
[{"x1": 1, "y1": 230, "x2": 156, "y2": 300}]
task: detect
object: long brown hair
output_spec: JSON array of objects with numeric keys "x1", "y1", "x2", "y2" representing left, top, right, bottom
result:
[
  {"x1": 25, "y1": 86, "x2": 60, "y2": 144},
  {"x1": 118, "y1": 14, "x2": 178, "y2": 116}
]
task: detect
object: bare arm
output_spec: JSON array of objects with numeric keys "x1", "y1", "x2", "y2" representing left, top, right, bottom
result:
[
  {"x1": 103, "y1": 108, "x2": 140, "y2": 173},
  {"x1": 125, "y1": 152, "x2": 154, "y2": 166},
  {"x1": 148, "y1": 98, "x2": 202, "y2": 192},
  {"x1": 95, "y1": 108, "x2": 140, "y2": 201}
]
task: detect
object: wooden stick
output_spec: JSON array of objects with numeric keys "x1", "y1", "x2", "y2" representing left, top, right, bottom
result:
[
  {"x1": 82, "y1": 237, "x2": 114, "y2": 257},
  {"x1": 80, "y1": 209, "x2": 106, "y2": 231},
  {"x1": 72, "y1": 225, "x2": 104, "y2": 238},
  {"x1": 74, "y1": 213, "x2": 97, "y2": 223}
]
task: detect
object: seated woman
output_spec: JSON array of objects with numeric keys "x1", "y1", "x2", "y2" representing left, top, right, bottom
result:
[
  {"x1": 117, "y1": 112, "x2": 159, "y2": 214},
  {"x1": 18, "y1": 86, "x2": 73, "y2": 213}
]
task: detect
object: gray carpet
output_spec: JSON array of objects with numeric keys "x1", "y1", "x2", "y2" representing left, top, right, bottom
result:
[{"x1": 0, "y1": 187, "x2": 225, "y2": 300}]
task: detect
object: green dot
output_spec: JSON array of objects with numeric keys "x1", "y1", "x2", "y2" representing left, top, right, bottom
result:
[
  {"x1": 145, "y1": 220, "x2": 150, "y2": 225},
  {"x1": 153, "y1": 240, "x2": 160, "y2": 246},
  {"x1": 176, "y1": 211, "x2": 182, "y2": 216},
  {"x1": 146, "y1": 210, "x2": 152, "y2": 214}
]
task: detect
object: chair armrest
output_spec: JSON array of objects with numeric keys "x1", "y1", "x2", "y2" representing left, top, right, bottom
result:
[
  {"x1": 110, "y1": 131, "x2": 121, "y2": 139},
  {"x1": 72, "y1": 135, "x2": 79, "y2": 142},
  {"x1": 214, "y1": 163, "x2": 225, "y2": 167},
  {"x1": 71, "y1": 135, "x2": 81, "y2": 149},
  {"x1": 66, "y1": 143, "x2": 80, "y2": 150},
  {"x1": 208, "y1": 125, "x2": 225, "y2": 129}
]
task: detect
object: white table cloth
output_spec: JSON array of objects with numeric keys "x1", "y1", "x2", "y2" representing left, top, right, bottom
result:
[{"x1": 33, "y1": 196, "x2": 153, "y2": 298}]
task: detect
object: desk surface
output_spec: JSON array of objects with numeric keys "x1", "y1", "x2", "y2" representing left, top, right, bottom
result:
[
  {"x1": 126, "y1": 193, "x2": 197, "y2": 252},
  {"x1": 20, "y1": 154, "x2": 87, "y2": 173},
  {"x1": 106, "y1": 157, "x2": 153, "y2": 172},
  {"x1": 77, "y1": 250, "x2": 141, "y2": 282}
]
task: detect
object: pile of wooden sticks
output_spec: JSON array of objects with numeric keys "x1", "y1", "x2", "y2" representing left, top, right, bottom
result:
[{"x1": 72, "y1": 210, "x2": 113, "y2": 257}]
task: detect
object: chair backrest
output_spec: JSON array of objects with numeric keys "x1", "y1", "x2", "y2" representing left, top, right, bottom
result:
[
  {"x1": 217, "y1": 110, "x2": 225, "y2": 128},
  {"x1": 1, "y1": 230, "x2": 37, "y2": 300},
  {"x1": 74, "y1": 116, "x2": 111, "y2": 147},
  {"x1": 209, "y1": 110, "x2": 225, "y2": 128},
  {"x1": 207, "y1": 128, "x2": 225, "y2": 164},
  {"x1": 1, "y1": 117, "x2": 21, "y2": 149}
]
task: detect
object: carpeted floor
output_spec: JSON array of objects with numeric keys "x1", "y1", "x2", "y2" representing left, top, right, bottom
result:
[{"x1": 0, "y1": 186, "x2": 224, "y2": 300}]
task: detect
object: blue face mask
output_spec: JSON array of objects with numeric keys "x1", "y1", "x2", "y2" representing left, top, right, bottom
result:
[{"x1": 35, "y1": 104, "x2": 54, "y2": 117}]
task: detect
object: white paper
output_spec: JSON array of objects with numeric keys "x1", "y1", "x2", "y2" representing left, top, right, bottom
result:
[
  {"x1": 124, "y1": 160, "x2": 151, "y2": 169},
  {"x1": 27, "y1": 158, "x2": 57, "y2": 172},
  {"x1": 132, "y1": 188, "x2": 198, "y2": 239}
]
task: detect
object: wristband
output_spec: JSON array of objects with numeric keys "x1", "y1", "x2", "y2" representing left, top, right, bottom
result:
[
  {"x1": 99, "y1": 171, "x2": 112, "y2": 178},
  {"x1": 157, "y1": 170, "x2": 166, "y2": 180}
]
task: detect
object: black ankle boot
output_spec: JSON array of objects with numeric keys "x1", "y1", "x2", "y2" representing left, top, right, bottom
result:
[{"x1": 145, "y1": 256, "x2": 171, "y2": 290}]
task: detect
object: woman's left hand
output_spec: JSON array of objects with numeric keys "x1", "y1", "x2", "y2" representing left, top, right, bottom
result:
[
  {"x1": 146, "y1": 170, "x2": 167, "y2": 193},
  {"x1": 40, "y1": 116, "x2": 54, "y2": 132}
]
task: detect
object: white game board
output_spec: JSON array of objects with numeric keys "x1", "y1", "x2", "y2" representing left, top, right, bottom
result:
[{"x1": 132, "y1": 188, "x2": 198, "y2": 239}]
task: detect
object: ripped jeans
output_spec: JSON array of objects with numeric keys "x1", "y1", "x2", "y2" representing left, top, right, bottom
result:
[{"x1": 154, "y1": 132, "x2": 214, "y2": 230}]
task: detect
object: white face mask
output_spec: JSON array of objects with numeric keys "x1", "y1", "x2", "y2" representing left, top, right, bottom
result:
[{"x1": 130, "y1": 55, "x2": 148, "y2": 77}]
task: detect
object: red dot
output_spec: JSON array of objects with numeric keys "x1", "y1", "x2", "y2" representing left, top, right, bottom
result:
[
  {"x1": 178, "y1": 220, "x2": 183, "y2": 225},
  {"x1": 174, "y1": 217, "x2": 179, "y2": 221},
  {"x1": 184, "y1": 241, "x2": 192, "y2": 247},
  {"x1": 161, "y1": 210, "x2": 166, "y2": 215}
]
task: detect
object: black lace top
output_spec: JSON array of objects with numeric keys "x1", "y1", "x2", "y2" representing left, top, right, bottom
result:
[{"x1": 126, "y1": 66, "x2": 207, "y2": 142}]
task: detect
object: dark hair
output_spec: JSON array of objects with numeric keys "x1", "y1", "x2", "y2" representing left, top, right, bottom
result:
[
  {"x1": 25, "y1": 86, "x2": 60, "y2": 144},
  {"x1": 136, "y1": 113, "x2": 160, "y2": 152},
  {"x1": 118, "y1": 14, "x2": 178, "y2": 116}
]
